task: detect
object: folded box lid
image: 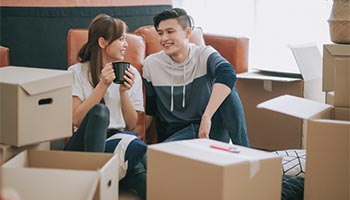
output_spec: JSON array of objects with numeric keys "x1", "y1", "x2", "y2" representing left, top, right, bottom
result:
[
  {"x1": 237, "y1": 70, "x2": 302, "y2": 82},
  {"x1": 0, "y1": 66, "x2": 72, "y2": 95},
  {"x1": 257, "y1": 95, "x2": 332, "y2": 120},
  {"x1": 247, "y1": 43, "x2": 322, "y2": 81},
  {"x1": 289, "y1": 43, "x2": 322, "y2": 81}
]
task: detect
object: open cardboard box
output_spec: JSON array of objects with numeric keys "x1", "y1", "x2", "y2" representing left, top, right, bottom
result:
[
  {"x1": 147, "y1": 138, "x2": 282, "y2": 200},
  {"x1": 326, "y1": 91, "x2": 350, "y2": 121},
  {"x1": 1, "y1": 149, "x2": 119, "y2": 200},
  {"x1": 236, "y1": 44, "x2": 324, "y2": 150},
  {"x1": 0, "y1": 66, "x2": 73, "y2": 147},
  {"x1": 257, "y1": 95, "x2": 350, "y2": 200}
]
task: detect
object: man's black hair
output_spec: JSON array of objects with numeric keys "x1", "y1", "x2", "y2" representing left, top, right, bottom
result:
[{"x1": 153, "y1": 8, "x2": 194, "y2": 31}]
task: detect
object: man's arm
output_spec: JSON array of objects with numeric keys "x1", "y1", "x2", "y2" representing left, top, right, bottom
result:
[
  {"x1": 198, "y1": 83, "x2": 231, "y2": 138},
  {"x1": 198, "y1": 53, "x2": 237, "y2": 138},
  {"x1": 142, "y1": 75, "x2": 157, "y2": 131}
]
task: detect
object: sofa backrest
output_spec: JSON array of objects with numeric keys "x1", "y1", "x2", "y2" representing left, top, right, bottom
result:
[
  {"x1": 66, "y1": 29, "x2": 145, "y2": 74},
  {"x1": 203, "y1": 34, "x2": 249, "y2": 74}
]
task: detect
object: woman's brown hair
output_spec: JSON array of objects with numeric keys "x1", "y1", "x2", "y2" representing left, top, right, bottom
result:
[{"x1": 78, "y1": 14, "x2": 127, "y2": 87}]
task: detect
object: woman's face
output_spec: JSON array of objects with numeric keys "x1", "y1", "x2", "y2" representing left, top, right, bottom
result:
[{"x1": 104, "y1": 33, "x2": 128, "y2": 63}]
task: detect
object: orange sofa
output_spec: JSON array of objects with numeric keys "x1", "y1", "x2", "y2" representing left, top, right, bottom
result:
[
  {"x1": 0, "y1": 46, "x2": 10, "y2": 67},
  {"x1": 66, "y1": 25, "x2": 249, "y2": 143}
]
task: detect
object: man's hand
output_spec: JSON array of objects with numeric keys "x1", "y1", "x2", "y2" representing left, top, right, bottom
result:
[{"x1": 198, "y1": 115, "x2": 211, "y2": 138}]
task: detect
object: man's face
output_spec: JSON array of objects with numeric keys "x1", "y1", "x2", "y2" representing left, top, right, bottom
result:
[{"x1": 156, "y1": 18, "x2": 191, "y2": 57}]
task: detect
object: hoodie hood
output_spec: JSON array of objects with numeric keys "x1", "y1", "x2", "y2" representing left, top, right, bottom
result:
[
  {"x1": 143, "y1": 44, "x2": 216, "y2": 112},
  {"x1": 165, "y1": 44, "x2": 197, "y2": 111}
]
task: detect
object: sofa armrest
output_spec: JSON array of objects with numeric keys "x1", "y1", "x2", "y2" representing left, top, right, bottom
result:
[
  {"x1": 203, "y1": 34, "x2": 249, "y2": 74},
  {"x1": 0, "y1": 46, "x2": 10, "y2": 67}
]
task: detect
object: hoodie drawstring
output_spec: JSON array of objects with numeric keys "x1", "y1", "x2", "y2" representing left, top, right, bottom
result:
[
  {"x1": 170, "y1": 64, "x2": 186, "y2": 112},
  {"x1": 182, "y1": 66, "x2": 186, "y2": 108},
  {"x1": 170, "y1": 65, "x2": 174, "y2": 112}
]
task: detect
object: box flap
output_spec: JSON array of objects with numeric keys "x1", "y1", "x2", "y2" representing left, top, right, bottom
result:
[
  {"x1": 257, "y1": 95, "x2": 332, "y2": 120},
  {"x1": 325, "y1": 44, "x2": 350, "y2": 56},
  {"x1": 24, "y1": 150, "x2": 115, "y2": 170},
  {"x1": 289, "y1": 43, "x2": 322, "y2": 81},
  {"x1": 237, "y1": 70, "x2": 301, "y2": 82},
  {"x1": 0, "y1": 66, "x2": 72, "y2": 95}
]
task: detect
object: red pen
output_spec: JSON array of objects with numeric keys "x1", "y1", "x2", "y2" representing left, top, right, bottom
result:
[{"x1": 210, "y1": 144, "x2": 240, "y2": 153}]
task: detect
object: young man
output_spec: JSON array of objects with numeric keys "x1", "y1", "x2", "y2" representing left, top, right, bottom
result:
[{"x1": 143, "y1": 8, "x2": 250, "y2": 146}]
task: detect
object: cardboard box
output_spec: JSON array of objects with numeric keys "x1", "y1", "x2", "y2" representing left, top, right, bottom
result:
[
  {"x1": 0, "y1": 141, "x2": 50, "y2": 163},
  {"x1": 147, "y1": 139, "x2": 282, "y2": 200},
  {"x1": 0, "y1": 66, "x2": 73, "y2": 146},
  {"x1": 323, "y1": 44, "x2": 350, "y2": 92},
  {"x1": 236, "y1": 44, "x2": 324, "y2": 150},
  {"x1": 257, "y1": 95, "x2": 350, "y2": 200},
  {"x1": 2, "y1": 149, "x2": 119, "y2": 200},
  {"x1": 334, "y1": 107, "x2": 350, "y2": 121},
  {"x1": 334, "y1": 58, "x2": 350, "y2": 107},
  {"x1": 322, "y1": 44, "x2": 350, "y2": 92}
]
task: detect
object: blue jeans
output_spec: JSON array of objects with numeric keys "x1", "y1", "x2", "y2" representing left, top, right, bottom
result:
[
  {"x1": 64, "y1": 104, "x2": 109, "y2": 152},
  {"x1": 163, "y1": 124, "x2": 199, "y2": 142},
  {"x1": 163, "y1": 88, "x2": 250, "y2": 147}
]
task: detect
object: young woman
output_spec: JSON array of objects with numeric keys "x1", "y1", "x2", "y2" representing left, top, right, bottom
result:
[{"x1": 64, "y1": 14, "x2": 146, "y2": 199}]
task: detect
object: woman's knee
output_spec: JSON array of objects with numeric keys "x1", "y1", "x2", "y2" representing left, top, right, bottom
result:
[{"x1": 89, "y1": 104, "x2": 110, "y2": 122}]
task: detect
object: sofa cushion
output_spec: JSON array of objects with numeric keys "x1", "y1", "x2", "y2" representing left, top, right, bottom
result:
[
  {"x1": 274, "y1": 149, "x2": 306, "y2": 177},
  {"x1": 134, "y1": 25, "x2": 205, "y2": 56}
]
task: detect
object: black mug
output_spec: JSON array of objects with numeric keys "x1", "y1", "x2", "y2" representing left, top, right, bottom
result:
[{"x1": 112, "y1": 61, "x2": 130, "y2": 84}]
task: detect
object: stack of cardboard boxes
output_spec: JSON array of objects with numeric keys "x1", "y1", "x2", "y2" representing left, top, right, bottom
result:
[
  {"x1": 0, "y1": 66, "x2": 72, "y2": 162},
  {"x1": 0, "y1": 66, "x2": 119, "y2": 200},
  {"x1": 258, "y1": 43, "x2": 350, "y2": 200},
  {"x1": 236, "y1": 44, "x2": 324, "y2": 151}
]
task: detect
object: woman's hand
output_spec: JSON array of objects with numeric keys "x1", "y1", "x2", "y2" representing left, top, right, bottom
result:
[
  {"x1": 119, "y1": 68, "x2": 135, "y2": 92},
  {"x1": 101, "y1": 63, "x2": 115, "y2": 86}
]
